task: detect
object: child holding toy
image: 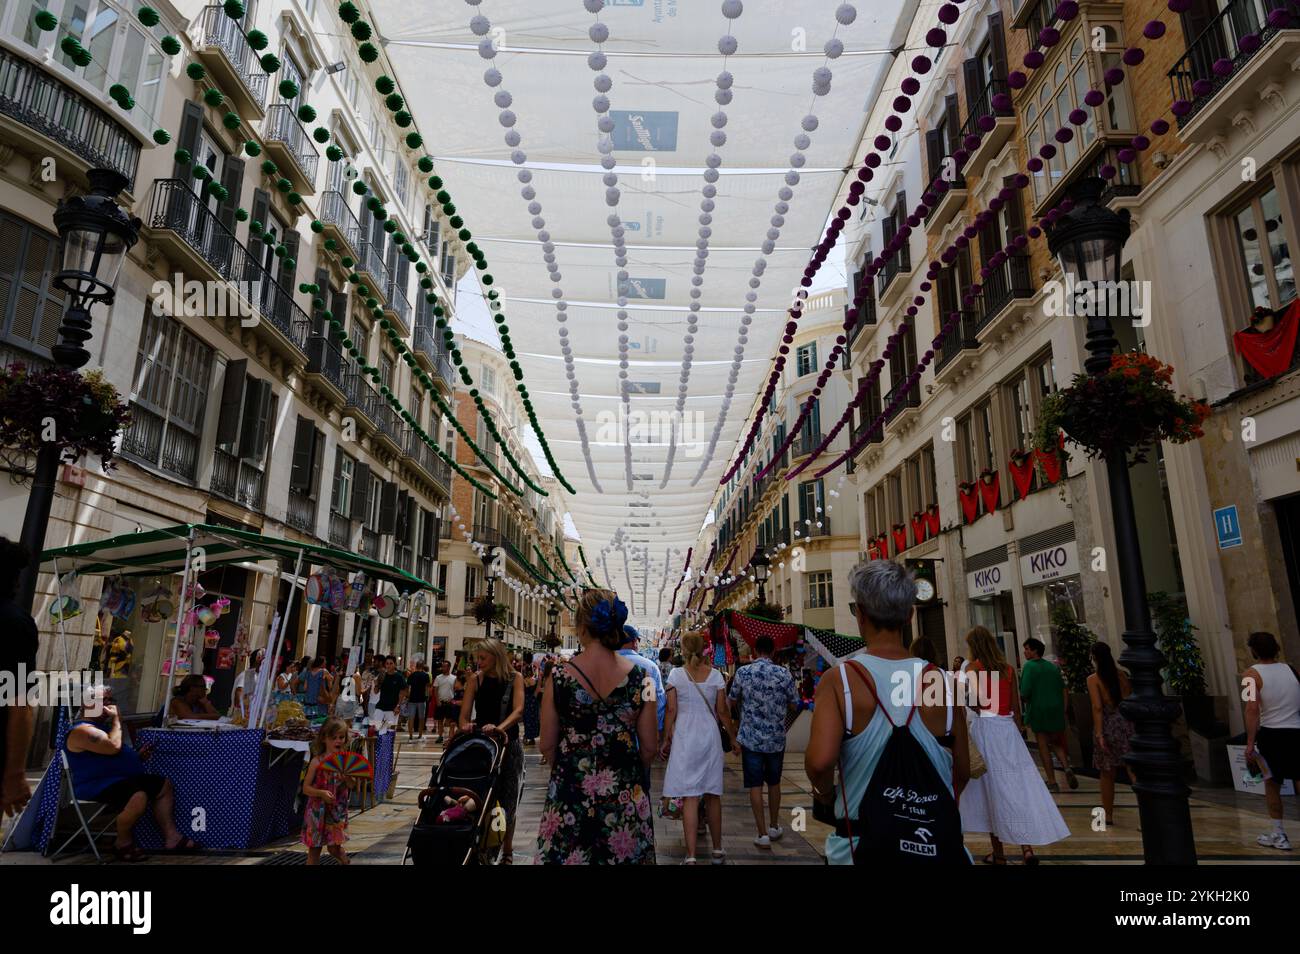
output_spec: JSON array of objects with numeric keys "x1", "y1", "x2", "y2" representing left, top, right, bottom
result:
[{"x1": 302, "y1": 718, "x2": 352, "y2": 864}]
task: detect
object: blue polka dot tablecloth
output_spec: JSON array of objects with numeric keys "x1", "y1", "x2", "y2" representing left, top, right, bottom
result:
[
  {"x1": 31, "y1": 718, "x2": 304, "y2": 854},
  {"x1": 373, "y1": 731, "x2": 395, "y2": 802}
]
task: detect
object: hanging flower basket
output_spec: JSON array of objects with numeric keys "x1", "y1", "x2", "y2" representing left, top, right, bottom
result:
[
  {"x1": 1038, "y1": 353, "x2": 1211, "y2": 464},
  {"x1": 0, "y1": 364, "x2": 131, "y2": 470},
  {"x1": 472, "y1": 594, "x2": 507, "y2": 626}
]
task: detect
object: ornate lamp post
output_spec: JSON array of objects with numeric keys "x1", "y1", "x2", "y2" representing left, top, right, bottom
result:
[
  {"x1": 546, "y1": 602, "x2": 559, "y2": 648},
  {"x1": 17, "y1": 168, "x2": 140, "y2": 612},
  {"x1": 480, "y1": 547, "x2": 499, "y2": 641},
  {"x1": 1045, "y1": 177, "x2": 1196, "y2": 865},
  {"x1": 750, "y1": 548, "x2": 770, "y2": 606}
]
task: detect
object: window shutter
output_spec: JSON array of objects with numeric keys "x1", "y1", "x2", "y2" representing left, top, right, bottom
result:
[
  {"x1": 422, "y1": 508, "x2": 437, "y2": 558},
  {"x1": 963, "y1": 58, "x2": 983, "y2": 112},
  {"x1": 174, "y1": 100, "x2": 204, "y2": 181},
  {"x1": 378, "y1": 481, "x2": 398, "y2": 534},
  {"x1": 895, "y1": 191, "x2": 909, "y2": 270},
  {"x1": 988, "y1": 13, "x2": 1009, "y2": 89},
  {"x1": 279, "y1": 227, "x2": 300, "y2": 296},
  {"x1": 1002, "y1": 173, "x2": 1027, "y2": 248},
  {"x1": 215, "y1": 359, "x2": 247, "y2": 447},
  {"x1": 350, "y1": 461, "x2": 371, "y2": 519},
  {"x1": 943, "y1": 94, "x2": 962, "y2": 154},
  {"x1": 957, "y1": 245, "x2": 974, "y2": 310},
  {"x1": 217, "y1": 155, "x2": 244, "y2": 234},
  {"x1": 924, "y1": 128, "x2": 944, "y2": 187},
  {"x1": 395, "y1": 489, "x2": 409, "y2": 540},
  {"x1": 290, "y1": 416, "x2": 316, "y2": 492},
  {"x1": 238, "y1": 377, "x2": 273, "y2": 459},
  {"x1": 245, "y1": 188, "x2": 271, "y2": 278}
]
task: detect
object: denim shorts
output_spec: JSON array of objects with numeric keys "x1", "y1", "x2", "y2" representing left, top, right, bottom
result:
[{"x1": 741, "y1": 747, "x2": 785, "y2": 788}]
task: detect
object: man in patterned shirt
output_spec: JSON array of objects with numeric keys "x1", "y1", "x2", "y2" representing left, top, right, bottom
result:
[{"x1": 728, "y1": 635, "x2": 800, "y2": 849}]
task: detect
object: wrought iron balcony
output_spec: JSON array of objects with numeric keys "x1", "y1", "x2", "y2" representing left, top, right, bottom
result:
[
  {"x1": 796, "y1": 519, "x2": 832, "y2": 540},
  {"x1": 959, "y1": 77, "x2": 1016, "y2": 178},
  {"x1": 876, "y1": 246, "x2": 913, "y2": 300},
  {"x1": 211, "y1": 448, "x2": 267, "y2": 511},
  {"x1": 354, "y1": 238, "x2": 390, "y2": 299},
  {"x1": 342, "y1": 365, "x2": 380, "y2": 431},
  {"x1": 792, "y1": 430, "x2": 825, "y2": 459},
  {"x1": 328, "y1": 511, "x2": 352, "y2": 549},
  {"x1": 402, "y1": 428, "x2": 451, "y2": 494},
  {"x1": 1168, "y1": 0, "x2": 1299, "y2": 128},
  {"x1": 319, "y1": 190, "x2": 362, "y2": 259},
  {"x1": 359, "y1": 527, "x2": 380, "y2": 560},
  {"x1": 851, "y1": 412, "x2": 884, "y2": 448},
  {"x1": 120, "y1": 404, "x2": 200, "y2": 482},
  {"x1": 263, "y1": 103, "x2": 319, "y2": 193},
  {"x1": 976, "y1": 254, "x2": 1034, "y2": 334},
  {"x1": 385, "y1": 277, "x2": 412, "y2": 333},
  {"x1": 0, "y1": 46, "x2": 139, "y2": 189},
  {"x1": 372, "y1": 397, "x2": 405, "y2": 452},
  {"x1": 883, "y1": 379, "x2": 922, "y2": 425},
  {"x1": 305, "y1": 333, "x2": 346, "y2": 397},
  {"x1": 286, "y1": 490, "x2": 318, "y2": 535},
  {"x1": 146, "y1": 179, "x2": 309, "y2": 359},
  {"x1": 847, "y1": 296, "x2": 877, "y2": 349},
  {"x1": 935, "y1": 310, "x2": 981, "y2": 375},
  {"x1": 193, "y1": 5, "x2": 268, "y2": 118}
]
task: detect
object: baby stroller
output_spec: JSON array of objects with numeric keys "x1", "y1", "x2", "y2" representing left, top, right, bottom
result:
[{"x1": 405, "y1": 729, "x2": 505, "y2": 865}]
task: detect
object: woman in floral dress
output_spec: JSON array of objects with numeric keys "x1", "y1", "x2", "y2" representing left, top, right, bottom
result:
[{"x1": 536, "y1": 590, "x2": 657, "y2": 865}]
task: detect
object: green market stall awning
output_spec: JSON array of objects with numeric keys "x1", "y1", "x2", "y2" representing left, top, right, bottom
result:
[{"x1": 40, "y1": 523, "x2": 441, "y2": 595}]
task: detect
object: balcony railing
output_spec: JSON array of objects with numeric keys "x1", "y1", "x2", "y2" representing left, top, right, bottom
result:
[
  {"x1": 960, "y1": 76, "x2": 1012, "y2": 143},
  {"x1": 797, "y1": 520, "x2": 832, "y2": 539},
  {"x1": 883, "y1": 379, "x2": 922, "y2": 424},
  {"x1": 328, "y1": 511, "x2": 352, "y2": 549},
  {"x1": 851, "y1": 412, "x2": 884, "y2": 447},
  {"x1": 211, "y1": 448, "x2": 266, "y2": 511},
  {"x1": 792, "y1": 431, "x2": 825, "y2": 459},
  {"x1": 263, "y1": 103, "x2": 318, "y2": 189},
  {"x1": 286, "y1": 490, "x2": 318, "y2": 534},
  {"x1": 936, "y1": 310, "x2": 981, "y2": 372},
  {"x1": 359, "y1": 527, "x2": 380, "y2": 560},
  {"x1": 342, "y1": 365, "x2": 380, "y2": 428},
  {"x1": 120, "y1": 404, "x2": 200, "y2": 482},
  {"x1": 977, "y1": 254, "x2": 1034, "y2": 330},
  {"x1": 1017, "y1": 0, "x2": 1064, "y2": 44},
  {"x1": 372, "y1": 399, "x2": 404, "y2": 448},
  {"x1": 195, "y1": 5, "x2": 268, "y2": 112},
  {"x1": 0, "y1": 46, "x2": 140, "y2": 189},
  {"x1": 355, "y1": 238, "x2": 390, "y2": 294},
  {"x1": 403, "y1": 428, "x2": 451, "y2": 492},
  {"x1": 413, "y1": 323, "x2": 438, "y2": 363},
  {"x1": 395, "y1": 545, "x2": 413, "y2": 573},
  {"x1": 1168, "y1": 0, "x2": 1298, "y2": 127},
  {"x1": 147, "y1": 179, "x2": 309, "y2": 355},
  {"x1": 804, "y1": 595, "x2": 835, "y2": 609},
  {"x1": 319, "y1": 190, "x2": 361, "y2": 257},
  {"x1": 876, "y1": 246, "x2": 912, "y2": 298},
  {"x1": 385, "y1": 277, "x2": 411, "y2": 329},
  {"x1": 305, "y1": 334, "x2": 346, "y2": 393},
  {"x1": 847, "y1": 296, "x2": 877, "y2": 348}
]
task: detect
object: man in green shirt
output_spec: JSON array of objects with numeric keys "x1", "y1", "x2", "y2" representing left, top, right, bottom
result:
[{"x1": 1020, "y1": 637, "x2": 1077, "y2": 792}]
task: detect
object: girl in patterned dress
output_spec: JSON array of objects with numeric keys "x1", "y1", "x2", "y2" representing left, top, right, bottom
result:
[{"x1": 302, "y1": 718, "x2": 352, "y2": 864}]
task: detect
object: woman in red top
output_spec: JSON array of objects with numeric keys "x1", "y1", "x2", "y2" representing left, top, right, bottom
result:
[{"x1": 958, "y1": 627, "x2": 1069, "y2": 864}]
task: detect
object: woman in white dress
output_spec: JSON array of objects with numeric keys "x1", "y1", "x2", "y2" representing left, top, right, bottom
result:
[
  {"x1": 959, "y1": 626, "x2": 1069, "y2": 864},
  {"x1": 661, "y1": 631, "x2": 738, "y2": 864}
]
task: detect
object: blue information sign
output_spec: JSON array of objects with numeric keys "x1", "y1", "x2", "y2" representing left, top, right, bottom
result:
[{"x1": 1213, "y1": 505, "x2": 1242, "y2": 549}]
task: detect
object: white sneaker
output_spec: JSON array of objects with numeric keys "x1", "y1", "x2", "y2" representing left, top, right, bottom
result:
[
  {"x1": 753, "y1": 834, "x2": 771, "y2": 848},
  {"x1": 768, "y1": 825, "x2": 785, "y2": 841},
  {"x1": 1257, "y1": 830, "x2": 1292, "y2": 850},
  {"x1": 710, "y1": 849, "x2": 727, "y2": 865}
]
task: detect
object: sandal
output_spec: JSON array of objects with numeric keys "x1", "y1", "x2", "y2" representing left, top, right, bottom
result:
[
  {"x1": 1065, "y1": 769, "x2": 1078, "y2": 790},
  {"x1": 113, "y1": 843, "x2": 147, "y2": 863},
  {"x1": 1046, "y1": 782, "x2": 1060, "y2": 794},
  {"x1": 1022, "y1": 847, "x2": 1039, "y2": 865},
  {"x1": 164, "y1": 837, "x2": 202, "y2": 853},
  {"x1": 710, "y1": 849, "x2": 727, "y2": 865},
  {"x1": 981, "y1": 852, "x2": 1007, "y2": 865},
  {"x1": 682, "y1": 856, "x2": 697, "y2": 865}
]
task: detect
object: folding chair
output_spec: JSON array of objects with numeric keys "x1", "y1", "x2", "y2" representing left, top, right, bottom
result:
[{"x1": 46, "y1": 749, "x2": 116, "y2": 863}]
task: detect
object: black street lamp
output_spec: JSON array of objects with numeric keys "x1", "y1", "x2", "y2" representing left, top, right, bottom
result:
[
  {"x1": 480, "y1": 547, "x2": 499, "y2": 641},
  {"x1": 750, "y1": 548, "x2": 770, "y2": 605},
  {"x1": 546, "y1": 602, "x2": 559, "y2": 648},
  {"x1": 1045, "y1": 177, "x2": 1196, "y2": 865},
  {"x1": 17, "y1": 168, "x2": 140, "y2": 612}
]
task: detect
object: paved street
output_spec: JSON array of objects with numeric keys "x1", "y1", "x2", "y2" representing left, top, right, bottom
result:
[{"x1": 6, "y1": 734, "x2": 1298, "y2": 866}]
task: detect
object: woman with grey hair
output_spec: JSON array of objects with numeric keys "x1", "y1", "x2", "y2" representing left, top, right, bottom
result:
[{"x1": 805, "y1": 561, "x2": 969, "y2": 864}]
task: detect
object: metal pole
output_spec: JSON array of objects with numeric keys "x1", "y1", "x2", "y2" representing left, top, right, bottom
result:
[
  {"x1": 15, "y1": 443, "x2": 62, "y2": 614},
  {"x1": 484, "y1": 571, "x2": 495, "y2": 640},
  {"x1": 161, "y1": 531, "x2": 196, "y2": 713},
  {"x1": 257, "y1": 550, "x2": 305, "y2": 729}
]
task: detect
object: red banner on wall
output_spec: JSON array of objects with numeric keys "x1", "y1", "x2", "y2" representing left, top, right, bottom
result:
[{"x1": 1234, "y1": 301, "x2": 1299, "y2": 379}]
